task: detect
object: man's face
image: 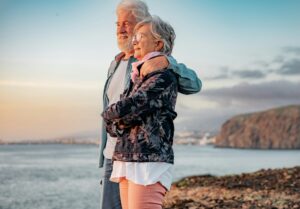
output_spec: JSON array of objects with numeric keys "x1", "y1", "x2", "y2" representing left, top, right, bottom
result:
[{"x1": 116, "y1": 9, "x2": 137, "y2": 53}]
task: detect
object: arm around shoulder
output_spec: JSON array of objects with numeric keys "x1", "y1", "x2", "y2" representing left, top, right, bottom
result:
[{"x1": 167, "y1": 56, "x2": 202, "y2": 94}]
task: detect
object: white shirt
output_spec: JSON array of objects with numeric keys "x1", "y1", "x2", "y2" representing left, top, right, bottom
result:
[
  {"x1": 103, "y1": 60, "x2": 128, "y2": 159},
  {"x1": 110, "y1": 161, "x2": 173, "y2": 190}
]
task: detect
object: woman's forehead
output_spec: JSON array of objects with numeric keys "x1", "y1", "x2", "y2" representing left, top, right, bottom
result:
[{"x1": 136, "y1": 24, "x2": 151, "y2": 34}]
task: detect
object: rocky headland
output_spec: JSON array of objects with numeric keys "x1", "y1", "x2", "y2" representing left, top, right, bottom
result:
[
  {"x1": 163, "y1": 166, "x2": 300, "y2": 209},
  {"x1": 215, "y1": 105, "x2": 300, "y2": 149}
]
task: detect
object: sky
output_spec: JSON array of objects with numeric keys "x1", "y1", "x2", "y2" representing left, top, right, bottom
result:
[{"x1": 1, "y1": 0, "x2": 300, "y2": 141}]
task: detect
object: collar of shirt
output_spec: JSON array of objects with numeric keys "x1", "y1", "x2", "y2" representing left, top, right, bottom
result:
[{"x1": 131, "y1": 51, "x2": 164, "y2": 83}]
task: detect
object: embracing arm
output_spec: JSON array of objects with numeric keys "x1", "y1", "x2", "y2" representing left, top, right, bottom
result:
[
  {"x1": 141, "y1": 56, "x2": 202, "y2": 95},
  {"x1": 167, "y1": 56, "x2": 202, "y2": 94}
]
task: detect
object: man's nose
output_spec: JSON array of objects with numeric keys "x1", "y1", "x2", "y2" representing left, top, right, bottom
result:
[{"x1": 118, "y1": 24, "x2": 126, "y2": 33}]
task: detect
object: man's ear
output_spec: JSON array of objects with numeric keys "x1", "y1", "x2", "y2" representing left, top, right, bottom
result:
[{"x1": 155, "y1": 41, "x2": 164, "y2": 52}]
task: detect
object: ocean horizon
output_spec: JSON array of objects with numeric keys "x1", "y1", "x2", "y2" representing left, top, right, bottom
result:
[{"x1": 1, "y1": 144, "x2": 299, "y2": 209}]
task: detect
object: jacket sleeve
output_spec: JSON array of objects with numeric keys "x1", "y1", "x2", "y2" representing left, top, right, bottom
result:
[
  {"x1": 101, "y1": 72, "x2": 176, "y2": 123},
  {"x1": 167, "y1": 56, "x2": 202, "y2": 95},
  {"x1": 103, "y1": 119, "x2": 118, "y2": 137}
]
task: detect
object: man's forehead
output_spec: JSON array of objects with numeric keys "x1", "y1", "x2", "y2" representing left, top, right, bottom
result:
[{"x1": 117, "y1": 9, "x2": 136, "y2": 22}]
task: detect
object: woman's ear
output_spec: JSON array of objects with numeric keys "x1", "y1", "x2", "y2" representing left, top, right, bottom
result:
[{"x1": 155, "y1": 40, "x2": 164, "y2": 52}]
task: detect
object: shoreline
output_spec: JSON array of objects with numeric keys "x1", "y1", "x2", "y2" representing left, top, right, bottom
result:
[
  {"x1": 0, "y1": 142, "x2": 99, "y2": 145},
  {"x1": 163, "y1": 166, "x2": 300, "y2": 209},
  {"x1": 1, "y1": 143, "x2": 300, "y2": 150}
]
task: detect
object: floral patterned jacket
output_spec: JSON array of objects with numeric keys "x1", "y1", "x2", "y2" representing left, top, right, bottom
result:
[{"x1": 101, "y1": 69, "x2": 178, "y2": 164}]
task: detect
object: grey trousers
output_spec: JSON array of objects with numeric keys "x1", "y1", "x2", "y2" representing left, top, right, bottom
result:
[{"x1": 99, "y1": 158, "x2": 122, "y2": 209}]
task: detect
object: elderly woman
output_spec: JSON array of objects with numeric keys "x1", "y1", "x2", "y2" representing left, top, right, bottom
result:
[{"x1": 102, "y1": 16, "x2": 177, "y2": 209}]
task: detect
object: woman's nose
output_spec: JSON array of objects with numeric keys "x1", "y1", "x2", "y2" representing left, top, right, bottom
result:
[{"x1": 132, "y1": 37, "x2": 137, "y2": 45}]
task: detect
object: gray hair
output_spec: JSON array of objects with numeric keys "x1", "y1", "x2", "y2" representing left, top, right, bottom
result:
[
  {"x1": 116, "y1": 0, "x2": 151, "y2": 22},
  {"x1": 135, "y1": 16, "x2": 176, "y2": 55}
]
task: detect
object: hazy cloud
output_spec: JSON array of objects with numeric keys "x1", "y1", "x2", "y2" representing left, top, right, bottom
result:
[
  {"x1": 173, "y1": 80, "x2": 300, "y2": 132},
  {"x1": 202, "y1": 80, "x2": 300, "y2": 106},
  {"x1": 277, "y1": 59, "x2": 300, "y2": 75},
  {"x1": 207, "y1": 67, "x2": 266, "y2": 80},
  {"x1": 252, "y1": 60, "x2": 269, "y2": 67},
  {"x1": 175, "y1": 108, "x2": 236, "y2": 132},
  {"x1": 282, "y1": 46, "x2": 300, "y2": 55},
  {"x1": 272, "y1": 55, "x2": 285, "y2": 64},
  {"x1": 234, "y1": 70, "x2": 266, "y2": 79},
  {"x1": 205, "y1": 66, "x2": 229, "y2": 80},
  {"x1": 206, "y1": 74, "x2": 229, "y2": 80},
  {"x1": 176, "y1": 80, "x2": 300, "y2": 131},
  {"x1": 207, "y1": 46, "x2": 300, "y2": 81}
]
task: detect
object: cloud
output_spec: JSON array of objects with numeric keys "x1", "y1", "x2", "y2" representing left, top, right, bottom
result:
[
  {"x1": 201, "y1": 80, "x2": 300, "y2": 106},
  {"x1": 177, "y1": 46, "x2": 300, "y2": 132},
  {"x1": 207, "y1": 46, "x2": 300, "y2": 81},
  {"x1": 272, "y1": 55, "x2": 285, "y2": 64},
  {"x1": 207, "y1": 67, "x2": 266, "y2": 80},
  {"x1": 252, "y1": 60, "x2": 269, "y2": 67},
  {"x1": 205, "y1": 66, "x2": 229, "y2": 80},
  {"x1": 174, "y1": 80, "x2": 300, "y2": 132},
  {"x1": 277, "y1": 59, "x2": 300, "y2": 75},
  {"x1": 210, "y1": 69, "x2": 266, "y2": 80},
  {"x1": 175, "y1": 108, "x2": 234, "y2": 132},
  {"x1": 282, "y1": 46, "x2": 300, "y2": 55},
  {"x1": 206, "y1": 74, "x2": 229, "y2": 80},
  {"x1": 233, "y1": 70, "x2": 266, "y2": 79}
]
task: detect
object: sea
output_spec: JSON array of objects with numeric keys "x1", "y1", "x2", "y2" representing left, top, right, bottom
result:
[{"x1": 0, "y1": 144, "x2": 299, "y2": 209}]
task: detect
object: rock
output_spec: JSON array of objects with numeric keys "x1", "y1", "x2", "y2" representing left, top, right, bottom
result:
[
  {"x1": 163, "y1": 167, "x2": 300, "y2": 209},
  {"x1": 215, "y1": 105, "x2": 300, "y2": 149}
]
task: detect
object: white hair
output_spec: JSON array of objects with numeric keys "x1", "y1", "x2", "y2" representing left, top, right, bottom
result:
[
  {"x1": 116, "y1": 0, "x2": 151, "y2": 22},
  {"x1": 135, "y1": 16, "x2": 176, "y2": 55}
]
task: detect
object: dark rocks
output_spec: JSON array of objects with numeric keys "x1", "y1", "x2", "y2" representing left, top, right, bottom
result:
[
  {"x1": 163, "y1": 167, "x2": 300, "y2": 209},
  {"x1": 215, "y1": 105, "x2": 300, "y2": 149}
]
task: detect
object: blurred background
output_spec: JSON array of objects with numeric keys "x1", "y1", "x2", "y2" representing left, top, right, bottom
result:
[
  {"x1": 1, "y1": 1, "x2": 300, "y2": 209},
  {"x1": 1, "y1": 0, "x2": 300, "y2": 142}
]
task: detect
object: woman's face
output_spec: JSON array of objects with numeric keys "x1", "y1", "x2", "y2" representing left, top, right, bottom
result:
[{"x1": 132, "y1": 24, "x2": 163, "y2": 60}]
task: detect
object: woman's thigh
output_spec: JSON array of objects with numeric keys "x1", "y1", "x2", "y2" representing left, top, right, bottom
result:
[
  {"x1": 128, "y1": 180, "x2": 167, "y2": 209},
  {"x1": 119, "y1": 178, "x2": 129, "y2": 209}
]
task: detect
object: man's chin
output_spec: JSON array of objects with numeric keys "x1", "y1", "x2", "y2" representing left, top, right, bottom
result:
[{"x1": 118, "y1": 42, "x2": 133, "y2": 53}]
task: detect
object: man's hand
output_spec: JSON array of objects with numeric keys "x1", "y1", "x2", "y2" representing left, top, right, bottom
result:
[{"x1": 140, "y1": 56, "x2": 169, "y2": 78}]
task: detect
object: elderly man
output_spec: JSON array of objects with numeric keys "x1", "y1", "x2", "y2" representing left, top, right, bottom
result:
[{"x1": 99, "y1": 0, "x2": 202, "y2": 208}]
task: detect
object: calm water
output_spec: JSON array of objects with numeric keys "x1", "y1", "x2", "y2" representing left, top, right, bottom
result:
[{"x1": 0, "y1": 144, "x2": 299, "y2": 209}]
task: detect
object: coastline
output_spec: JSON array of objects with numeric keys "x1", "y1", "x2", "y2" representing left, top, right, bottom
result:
[{"x1": 163, "y1": 167, "x2": 300, "y2": 209}]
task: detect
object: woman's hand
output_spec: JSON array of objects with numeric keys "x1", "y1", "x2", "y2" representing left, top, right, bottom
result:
[{"x1": 116, "y1": 120, "x2": 131, "y2": 129}]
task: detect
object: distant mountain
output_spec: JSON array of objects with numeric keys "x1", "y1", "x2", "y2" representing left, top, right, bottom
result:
[
  {"x1": 0, "y1": 137, "x2": 99, "y2": 145},
  {"x1": 0, "y1": 131, "x2": 100, "y2": 145},
  {"x1": 215, "y1": 105, "x2": 300, "y2": 149}
]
